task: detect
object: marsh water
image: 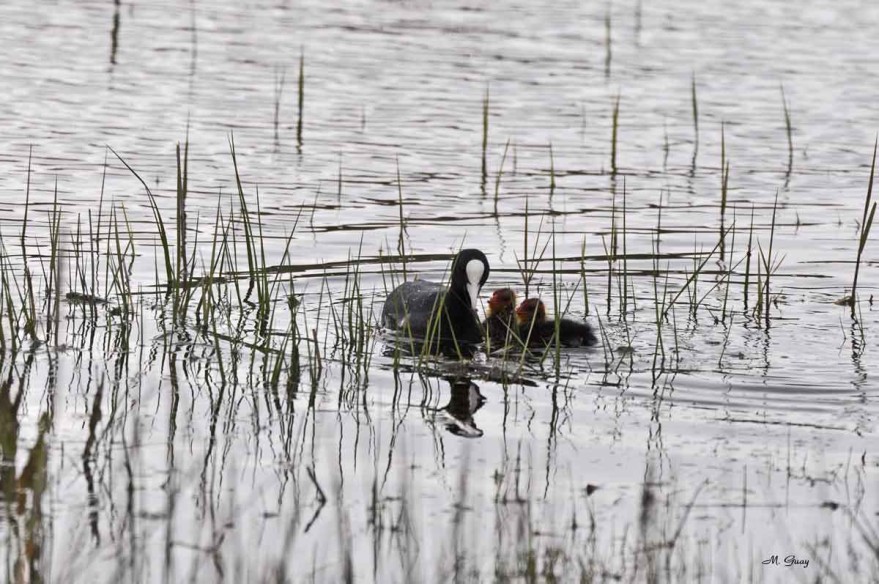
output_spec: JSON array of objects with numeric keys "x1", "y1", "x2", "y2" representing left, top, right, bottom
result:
[{"x1": 1, "y1": 0, "x2": 878, "y2": 582}]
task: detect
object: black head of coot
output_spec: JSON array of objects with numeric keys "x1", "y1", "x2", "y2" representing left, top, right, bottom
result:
[{"x1": 449, "y1": 248, "x2": 490, "y2": 312}]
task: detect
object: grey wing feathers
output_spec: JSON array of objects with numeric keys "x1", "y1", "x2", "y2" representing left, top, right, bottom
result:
[{"x1": 381, "y1": 280, "x2": 445, "y2": 335}]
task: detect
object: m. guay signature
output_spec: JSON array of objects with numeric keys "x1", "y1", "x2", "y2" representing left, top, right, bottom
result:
[{"x1": 762, "y1": 555, "x2": 810, "y2": 568}]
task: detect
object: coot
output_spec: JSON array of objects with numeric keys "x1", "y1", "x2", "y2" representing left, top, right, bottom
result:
[
  {"x1": 516, "y1": 298, "x2": 597, "y2": 348},
  {"x1": 437, "y1": 377, "x2": 486, "y2": 438},
  {"x1": 482, "y1": 287, "x2": 518, "y2": 348},
  {"x1": 381, "y1": 249, "x2": 490, "y2": 346}
]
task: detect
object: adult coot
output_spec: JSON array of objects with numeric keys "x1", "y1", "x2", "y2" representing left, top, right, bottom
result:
[
  {"x1": 437, "y1": 377, "x2": 486, "y2": 438},
  {"x1": 516, "y1": 298, "x2": 597, "y2": 348},
  {"x1": 382, "y1": 249, "x2": 490, "y2": 346},
  {"x1": 482, "y1": 287, "x2": 518, "y2": 348}
]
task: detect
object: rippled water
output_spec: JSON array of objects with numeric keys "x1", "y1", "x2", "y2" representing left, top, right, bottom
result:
[{"x1": 1, "y1": 0, "x2": 877, "y2": 582}]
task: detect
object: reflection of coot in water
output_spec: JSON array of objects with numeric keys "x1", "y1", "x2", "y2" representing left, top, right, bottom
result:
[
  {"x1": 516, "y1": 298, "x2": 597, "y2": 348},
  {"x1": 438, "y1": 378, "x2": 486, "y2": 438},
  {"x1": 482, "y1": 287, "x2": 518, "y2": 348},
  {"x1": 381, "y1": 249, "x2": 490, "y2": 348}
]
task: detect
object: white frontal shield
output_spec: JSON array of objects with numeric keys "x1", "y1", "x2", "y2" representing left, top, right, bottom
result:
[{"x1": 465, "y1": 259, "x2": 485, "y2": 312}]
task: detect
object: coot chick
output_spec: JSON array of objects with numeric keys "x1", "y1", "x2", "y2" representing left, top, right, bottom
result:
[
  {"x1": 381, "y1": 249, "x2": 490, "y2": 346},
  {"x1": 516, "y1": 298, "x2": 597, "y2": 348},
  {"x1": 482, "y1": 287, "x2": 518, "y2": 348}
]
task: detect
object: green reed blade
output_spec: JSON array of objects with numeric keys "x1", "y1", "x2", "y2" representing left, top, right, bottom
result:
[
  {"x1": 110, "y1": 147, "x2": 175, "y2": 288},
  {"x1": 297, "y1": 48, "x2": 304, "y2": 149},
  {"x1": 851, "y1": 138, "x2": 877, "y2": 316},
  {"x1": 781, "y1": 84, "x2": 793, "y2": 174},
  {"x1": 611, "y1": 94, "x2": 620, "y2": 174}
]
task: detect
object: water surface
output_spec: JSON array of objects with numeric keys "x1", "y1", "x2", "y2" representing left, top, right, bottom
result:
[{"x1": 0, "y1": 0, "x2": 877, "y2": 582}]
